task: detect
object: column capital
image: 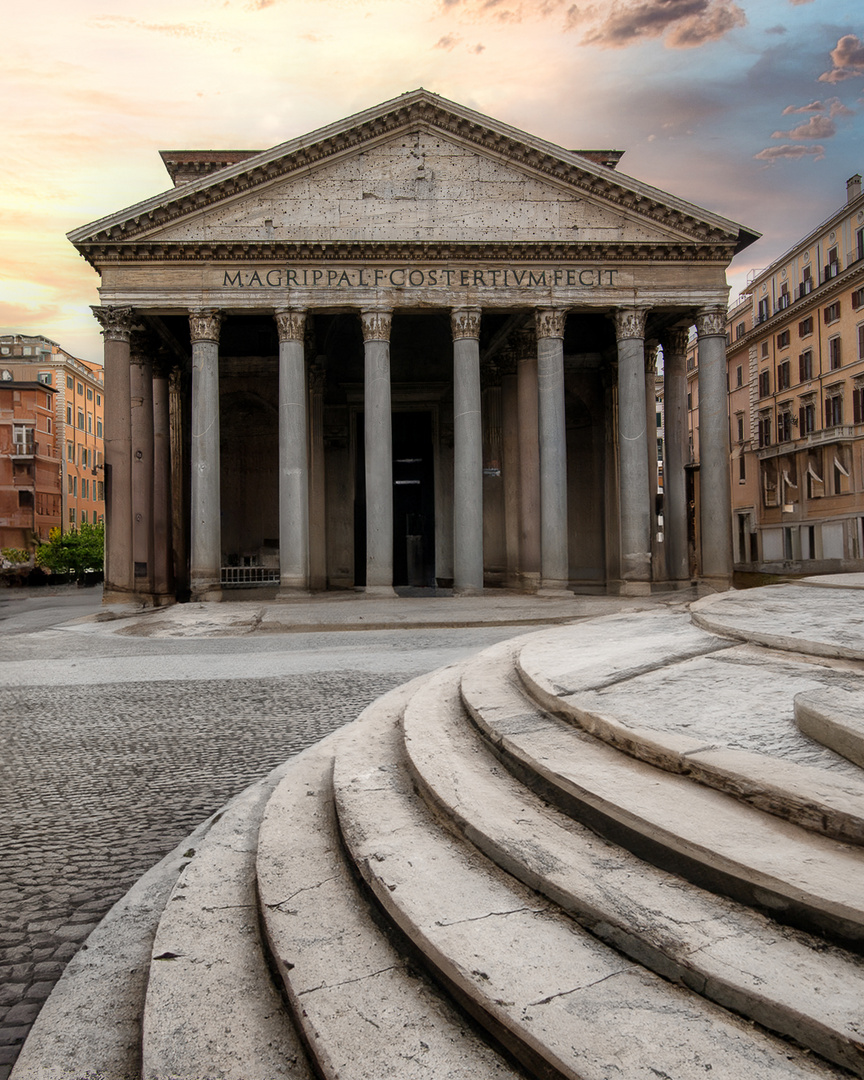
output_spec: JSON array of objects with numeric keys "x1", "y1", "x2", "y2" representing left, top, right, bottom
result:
[
  {"x1": 613, "y1": 307, "x2": 648, "y2": 341},
  {"x1": 695, "y1": 306, "x2": 727, "y2": 338},
  {"x1": 189, "y1": 309, "x2": 224, "y2": 344},
  {"x1": 451, "y1": 307, "x2": 482, "y2": 340},
  {"x1": 360, "y1": 310, "x2": 392, "y2": 343},
  {"x1": 309, "y1": 361, "x2": 327, "y2": 395},
  {"x1": 659, "y1": 325, "x2": 690, "y2": 357},
  {"x1": 92, "y1": 305, "x2": 137, "y2": 342},
  {"x1": 274, "y1": 308, "x2": 306, "y2": 343},
  {"x1": 535, "y1": 308, "x2": 567, "y2": 340},
  {"x1": 645, "y1": 340, "x2": 661, "y2": 376},
  {"x1": 512, "y1": 324, "x2": 537, "y2": 357},
  {"x1": 129, "y1": 328, "x2": 156, "y2": 364}
]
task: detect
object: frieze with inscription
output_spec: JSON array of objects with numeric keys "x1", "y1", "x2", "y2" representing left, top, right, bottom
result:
[{"x1": 220, "y1": 265, "x2": 618, "y2": 290}]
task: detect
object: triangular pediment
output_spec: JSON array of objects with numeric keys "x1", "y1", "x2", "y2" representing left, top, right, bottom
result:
[{"x1": 69, "y1": 90, "x2": 758, "y2": 259}]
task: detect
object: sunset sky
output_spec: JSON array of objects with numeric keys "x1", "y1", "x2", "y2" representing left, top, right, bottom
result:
[{"x1": 2, "y1": 0, "x2": 863, "y2": 363}]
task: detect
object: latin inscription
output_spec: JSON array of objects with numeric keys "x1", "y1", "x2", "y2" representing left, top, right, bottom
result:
[{"x1": 221, "y1": 266, "x2": 617, "y2": 289}]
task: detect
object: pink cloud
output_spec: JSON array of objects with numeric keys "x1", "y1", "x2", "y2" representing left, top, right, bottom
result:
[
  {"x1": 579, "y1": 0, "x2": 746, "y2": 49},
  {"x1": 819, "y1": 34, "x2": 864, "y2": 83},
  {"x1": 434, "y1": 33, "x2": 461, "y2": 49},
  {"x1": 771, "y1": 114, "x2": 836, "y2": 139},
  {"x1": 781, "y1": 100, "x2": 823, "y2": 114},
  {"x1": 754, "y1": 144, "x2": 825, "y2": 162}
]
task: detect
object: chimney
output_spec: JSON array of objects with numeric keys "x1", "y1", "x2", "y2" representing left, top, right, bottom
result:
[{"x1": 847, "y1": 174, "x2": 862, "y2": 203}]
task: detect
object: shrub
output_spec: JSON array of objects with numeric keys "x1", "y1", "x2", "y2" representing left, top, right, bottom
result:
[{"x1": 36, "y1": 522, "x2": 104, "y2": 582}]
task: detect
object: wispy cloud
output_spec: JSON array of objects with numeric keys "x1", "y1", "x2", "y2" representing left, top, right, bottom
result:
[
  {"x1": 772, "y1": 114, "x2": 836, "y2": 139},
  {"x1": 577, "y1": 0, "x2": 746, "y2": 50},
  {"x1": 89, "y1": 15, "x2": 228, "y2": 41},
  {"x1": 754, "y1": 143, "x2": 825, "y2": 162},
  {"x1": 819, "y1": 34, "x2": 864, "y2": 84},
  {"x1": 434, "y1": 33, "x2": 461, "y2": 49},
  {"x1": 781, "y1": 100, "x2": 822, "y2": 114}
]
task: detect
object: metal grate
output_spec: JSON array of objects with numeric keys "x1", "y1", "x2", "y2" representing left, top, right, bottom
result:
[{"x1": 221, "y1": 566, "x2": 280, "y2": 587}]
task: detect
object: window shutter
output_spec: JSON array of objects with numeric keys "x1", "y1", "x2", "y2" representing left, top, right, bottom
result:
[{"x1": 799, "y1": 406, "x2": 806, "y2": 431}]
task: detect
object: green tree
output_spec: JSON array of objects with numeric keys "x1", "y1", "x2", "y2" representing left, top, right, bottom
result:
[{"x1": 36, "y1": 522, "x2": 104, "y2": 581}]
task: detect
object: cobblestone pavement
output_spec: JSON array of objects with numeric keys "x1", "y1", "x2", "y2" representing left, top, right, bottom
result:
[{"x1": 0, "y1": 589, "x2": 561, "y2": 1078}]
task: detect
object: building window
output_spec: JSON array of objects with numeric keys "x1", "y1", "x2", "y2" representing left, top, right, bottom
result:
[
  {"x1": 736, "y1": 414, "x2": 745, "y2": 441},
  {"x1": 97, "y1": 480, "x2": 104, "y2": 501},
  {"x1": 776, "y1": 329, "x2": 790, "y2": 349},
  {"x1": 18, "y1": 490, "x2": 33, "y2": 508},
  {"x1": 799, "y1": 265, "x2": 813, "y2": 298},
  {"x1": 69, "y1": 507, "x2": 76, "y2": 524},
  {"x1": 859, "y1": 324, "x2": 864, "y2": 361},
  {"x1": 66, "y1": 375, "x2": 73, "y2": 389},
  {"x1": 87, "y1": 414, "x2": 92, "y2": 434},
  {"x1": 739, "y1": 457, "x2": 746, "y2": 482},
  {"x1": 736, "y1": 365, "x2": 743, "y2": 387},
  {"x1": 825, "y1": 247, "x2": 840, "y2": 279},
  {"x1": 96, "y1": 394, "x2": 101, "y2": 406},
  {"x1": 67, "y1": 474, "x2": 73, "y2": 495},
  {"x1": 735, "y1": 322, "x2": 746, "y2": 340},
  {"x1": 687, "y1": 392, "x2": 692, "y2": 410},
  {"x1": 37, "y1": 371, "x2": 52, "y2": 385},
  {"x1": 97, "y1": 419, "x2": 103, "y2": 438},
  {"x1": 761, "y1": 341, "x2": 769, "y2": 358},
  {"x1": 777, "y1": 283, "x2": 790, "y2": 311},
  {"x1": 87, "y1": 388, "x2": 93, "y2": 401},
  {"x1": 778, "y1": 360, "x2": 791, "y2": 390},
  {"x1": 77, "y1": 409, "x2": 84, "y2": 429},
  {"x1": 758, "y1": 370, "x2": 770, "y2": 397},
  {"x1": 72, "y1": 475, "x2": 77, "y2": 497},
  {"x1": 758, "y1": 413, "x2": 772, "y2": 447},
  {"x1": 800, "y1": 400, "x2": 816, "y2": 434},
  {"x1": 67, "y1": 442, "x2": 73, "y2": 461},
  {"x1": 852, "y1": 287, "x2": 864, "y2": 310},
  {"x1": 833, "y1": 449, "x2": 851, "y2": 494},
  {"x1": 657, "y1": 438, "x2": 663, "y2": 461},
  {"x1": 799, "y1": 350, "x2": 813, "y2": 381},
  {"x1": 853, "y1": 385, "x2": 864, "y2": 423},
  {"x1": 762, "y1": 459, "x2": 778, "y2": 506},
  {"x1": 758, "y1": 298, "x2": 770, "y2": 323},
  {"x1": 798, "y1": 316, "x2": 813, "y2": 337},
  {"x1": 77, "y1": 382, "x2": 83, "y2": 394},
  {"x1": 825, "y1": 301, "x2": 841, "y2": 324},
  {"x1": 778, "y1": 411, "x2": 793, "y2": 442},
  {"x1": 829, "y1": 336, "x2": 842, "y2": 370},
  {"x1": 806, "y1": 451, "x2": 824, "y2": 498},
  {"x1": 46, "y1": 418, "x2": 51, "y2": 434},
  {"x1": 825, "y1": 394, "x2": 843, "y2": 427},
  {"x1": 857, "y1": 227, "x2": 864, "y2": 262},
  {"x1": 66, "y1": 405, "x2": 72, "y2": 425}
]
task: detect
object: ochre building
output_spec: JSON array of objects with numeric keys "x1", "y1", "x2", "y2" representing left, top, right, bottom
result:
[{"x1": 68, "y1": 90, "x2": 756, "y2": 604}]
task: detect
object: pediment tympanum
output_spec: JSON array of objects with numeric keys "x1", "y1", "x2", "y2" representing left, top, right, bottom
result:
[{"x1": 69, "y1": 90, "x2": 757, "y2": 264}]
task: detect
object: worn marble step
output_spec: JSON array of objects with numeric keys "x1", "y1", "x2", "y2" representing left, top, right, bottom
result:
[
  {"x1": 515, "y1": 613, "x2": 864, "y2": 846},
  {"x1": 256, "y1": 681, "x2": 521, "y2": 1080},
  {"x1": 142, "y1": 763, "x2": 311, "y2": 1080},
  {"x1": 460, "y1": 636, "x2": 864, "y2": 950},
  {"x1": 333, "y1": 685, "x2": 847, "y2": 1080},
  {"x1": 796, "y1": 686, "x2": 864, "y2": 769},
  {"x1": 8, "y1": 817, "x2": 215, "y2": 1080},
  {"x1": 402, "y1": 653, "x2": 864, "y2": 1077}
]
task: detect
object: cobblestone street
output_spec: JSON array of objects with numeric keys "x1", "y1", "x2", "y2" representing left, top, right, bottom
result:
[{"x1": 0, "y1": 587, "x2": 560, "y2": 1078}]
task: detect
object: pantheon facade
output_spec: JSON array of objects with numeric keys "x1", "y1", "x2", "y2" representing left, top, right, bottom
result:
[{"x1": 69, "y1": 90, "x2": 757, "y2": 604}]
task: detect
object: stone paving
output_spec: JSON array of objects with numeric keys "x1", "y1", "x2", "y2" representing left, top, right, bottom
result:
[{"x1": 0, "y1": 586, "x2": 651, "y2": 1078}]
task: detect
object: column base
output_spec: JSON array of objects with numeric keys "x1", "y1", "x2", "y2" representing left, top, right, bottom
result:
[
  {"x1": 538, "y1": 579, "x2": 571, "y2": 597},
  {"x1": 361, "y1": 585, "x2": 398, "y2": 598},
  {"x1": 697, "y1": 575, "x2": 733, "y2": 596},
  {"x1": 517, "y1": 571, "x2": 541, "y2": 594},
  {"x1": 454, "y1": 585, "x2": 484, "y2": 597},
  {"x1": 190, "y1": 584, "x2": 223, "y2": 602},
  {"x1": 276, "y1": 586, "x2": 312, "y2": 601},
  {"x1": 619, "y1": 580, "x2": 652, "y2": 597},
  {"x1": 101, "y1": 587, "x2": 140, "y2": 606}
]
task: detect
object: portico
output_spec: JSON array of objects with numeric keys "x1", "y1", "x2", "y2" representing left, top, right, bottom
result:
[{"x1": 70, "y1": 90, "x2": 756, "y2": 605}]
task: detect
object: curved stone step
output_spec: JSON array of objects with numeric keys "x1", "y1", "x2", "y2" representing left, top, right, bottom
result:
[
  {"x1": 515, "y1": 614, "x2": 864, "y2": 846},
  {"x1": 333, "y1": 686, "x2": 846, "y2": 1080},
  {"x1": 796, "y1": 687, "x2": 864, "y2": 770},
  {"x1": 9, "y1": 816, "x2": 215, "y2": 1080},
  {"x1": 402, "y1": 654, "x2": 864, "y2": 1077},
  {"x1": 460, "y1": 638, "x2": 864, "y2": 950},
  {"x1": 257, "y1": 684, "x2": 520, "y2": 1080},
  {"x1": 142, "y1": 764, "x2": 311, "y2": 1080}
]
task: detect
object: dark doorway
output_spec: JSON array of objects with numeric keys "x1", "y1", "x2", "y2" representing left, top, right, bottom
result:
[{"x1": 353, "y1": 410, "x2": 436, "y2": 587}]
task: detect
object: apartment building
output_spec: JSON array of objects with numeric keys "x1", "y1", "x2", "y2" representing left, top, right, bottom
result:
[
  {"x1": 0, "y1": 334, "x2": 105, "y2": 531},
  {"x1": 0, "y1": 381, "x2": 61, "y2": 548},
  {"x1": 726, "y1": 174, "x2": 864, "y2": 572}
]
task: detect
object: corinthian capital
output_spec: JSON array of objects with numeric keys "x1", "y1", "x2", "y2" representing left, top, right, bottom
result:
[
  {"x1": 451, "y1": 307, "x2": 482, "y2": 341},
  {"x1": 613, "y1": 308, "x2": 648, "y2": 341},
  {"x1": 188, "y1": 309, "x2": 224, "y2": 344},
  {"x1": 659, "y1": 325, "x2": 690, "y2": 358},
  {"x1": 91, "y1": 306, "x2": 137, "y2": 342},
  {"x1": 535, "y1": 308, "x2": 567, "y2": 340},
  {"x1": 695, "y1": 306, "x2": 727, "y2": 338},
  {"x1": 274, "y1": 308, "x2": 306, "y2": 343},
  {"x1": 360, "y1": 310, "x2": 392, "y2": 343}
]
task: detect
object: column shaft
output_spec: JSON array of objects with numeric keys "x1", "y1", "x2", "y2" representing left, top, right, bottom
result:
[
  {"x1": 130, "y1": 336, "x2": 154, "y2": 601},
  {"x1": 536, "y1": 310, "x2": 569, "y2": 592},
  {"x1": 661, "y1": 327, "x2": 690, "y2": 583},
  {"x1": 452, "y1": 308, "x2": 483, "y2": 595},
  {"x1": 516, "y1": 330, "x2": 540, "y2": 589},
  {"x1": 92, "y1": 306, "x2": 135, "y2": 603},
  {"x1": 152, "y1": 365, "x2": 173, "y2": 602},
  {"x1": 697, "y1": 308, "x2": 733, "y2": 586},
  {"x1": 275, "y1": 309, "x2": 310, "y2": 594},
  {"x1": 361, "y1": 311, "x2": 395, "y2": 594},
  {"x1": 500, "y1": 359, "x2": 520, "y2": 589},
  {"x1": 616, "y1": 309, "x2": 652, "y2": 593},
  {"x1": 189, "y1": 310, "x2": 223, "y2": 601}
]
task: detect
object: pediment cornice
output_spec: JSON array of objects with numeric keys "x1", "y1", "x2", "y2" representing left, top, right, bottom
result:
[{"x1": 69, "y1": 91, "x2": 757, "y2": 260}]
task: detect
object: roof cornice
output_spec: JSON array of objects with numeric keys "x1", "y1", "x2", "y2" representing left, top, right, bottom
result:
[{"x1": 68, "y1": 90, "x2": 757, "y2": 255}]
